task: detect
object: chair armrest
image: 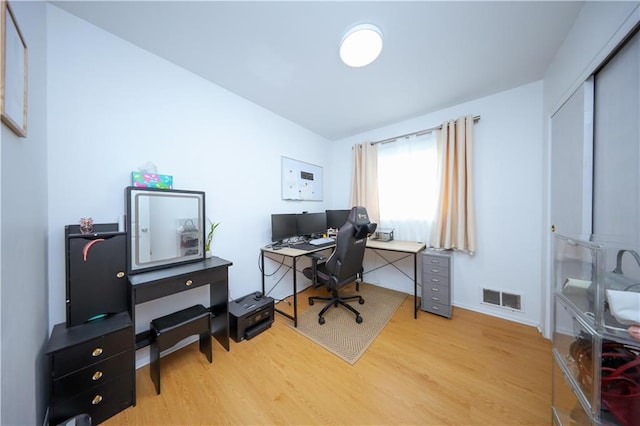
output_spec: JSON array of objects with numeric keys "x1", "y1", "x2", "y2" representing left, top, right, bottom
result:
[
  {"x1": 305, "y1": 253, "x2": 327, "y2": 288},
  {"x1": 305, "y1": 252, "x2": 327, "y2": 262}
]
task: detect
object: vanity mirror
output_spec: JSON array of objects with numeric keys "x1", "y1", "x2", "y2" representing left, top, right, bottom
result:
[{"x1": 126, "y1": 186, "x2": 205, "y2": 274}]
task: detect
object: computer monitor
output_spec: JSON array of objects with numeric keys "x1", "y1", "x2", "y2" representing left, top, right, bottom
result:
[
  {"x1": 326, "y1": 209, "x2": 351, "y2": 229},
  {"x1": 271, "y1": 214, "x2": 298, "y2": 243},
  {"x1": 296, "y1": 212, "x2": 327, "y2": 237}
]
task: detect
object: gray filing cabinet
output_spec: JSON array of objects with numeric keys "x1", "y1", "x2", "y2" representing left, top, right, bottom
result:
[{"x1": 421, "y1": 250, "x2": 453, "y2": 318}]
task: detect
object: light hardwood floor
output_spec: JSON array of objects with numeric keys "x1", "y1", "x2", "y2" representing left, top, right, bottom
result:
[{"x1": 105, "y1": 287, "x2": 552, "y2": 425}]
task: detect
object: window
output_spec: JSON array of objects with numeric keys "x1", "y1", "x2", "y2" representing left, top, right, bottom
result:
[{"x1": 376, "y1": 132, "x2": 438, "y2": 242}]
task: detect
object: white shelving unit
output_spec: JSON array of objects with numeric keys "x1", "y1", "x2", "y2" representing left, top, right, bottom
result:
[{"x1": 552, "y1": 234, "x2": 640, "y2": 425}]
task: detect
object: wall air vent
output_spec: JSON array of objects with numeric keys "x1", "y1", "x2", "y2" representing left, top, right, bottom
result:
[
  {"x1": 501, "y1": 292, "x2": 522, "y2": 310},
  {"x1": 482, "y1": 289, "x2": 501, "y2": 306},
  {"x1": 482, "y1": 288, "x2": 523, "y2": 312}
]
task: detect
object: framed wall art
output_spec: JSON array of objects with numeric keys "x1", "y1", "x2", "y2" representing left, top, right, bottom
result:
[{"x1": 1, "y1": 1, "x2": 27, "y2": 137}]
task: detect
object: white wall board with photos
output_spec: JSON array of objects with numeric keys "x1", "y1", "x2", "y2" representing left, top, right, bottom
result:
[{"x1": 281, "y1": 156, "x2": 323, "y2": 201}]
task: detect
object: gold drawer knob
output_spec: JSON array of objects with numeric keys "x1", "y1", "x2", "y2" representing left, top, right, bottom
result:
[
  {"x1": 116, "y1": 271, "x2": 125, "y2": 278},
  {"x1": 185, "y1": 279, "x2": 193, "y2": 286},
  {"x1": 92, "y1": 371, "x2": 103, "y2": 381},
  {"x1": 91, "y1": 394, "x2": 103, "y2": 405},
  {"x1": 91, "y1": 347, "x2": 103, "y2": 357}
]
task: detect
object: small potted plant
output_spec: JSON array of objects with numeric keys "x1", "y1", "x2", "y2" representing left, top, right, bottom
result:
[{"x1": 205, "y1": 219, "x2": 220, "y2": 258}]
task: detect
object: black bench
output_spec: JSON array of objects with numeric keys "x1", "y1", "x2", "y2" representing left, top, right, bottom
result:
[{"x1": 150, "y1": 304, "x2": 212, "y2": 395}]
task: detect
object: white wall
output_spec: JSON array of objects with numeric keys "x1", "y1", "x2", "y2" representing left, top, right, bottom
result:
[
  {"x1": 331, "y1": 81, "x2": 544, "y2": 327},
  {"x1": 46, "y1": 5, "x2": 333, "y2": 366},
  {"x1": 1, "y1": 2, "x2": 49, "y2": 424},
  {"x1": 544, "y1": 2, "x2": 640, "y2": 115},
  {"x1": 540, "y1": 1, "x2": 640, "y2": 337}
]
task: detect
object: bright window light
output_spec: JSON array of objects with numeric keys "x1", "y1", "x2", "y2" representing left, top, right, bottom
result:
[{"x1": 377, "y1": 133, "x2": 438, "y2": 242}]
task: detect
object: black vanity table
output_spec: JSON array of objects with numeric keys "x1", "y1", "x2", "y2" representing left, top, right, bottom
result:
[
  {"x1": 129, "y1": 256, "x2": 233, "y2": 351},
  {"x1": 46, "y1": 255, "x2": 233, "y2": 425},
  {"x1": 46, "y1": 188, "x2": 232, "y2": 425}
]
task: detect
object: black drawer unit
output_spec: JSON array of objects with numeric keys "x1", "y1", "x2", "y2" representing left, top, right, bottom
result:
[
  {"x1": 421, "y1": 250, "x2": 453, "y2": 318},
  {"x1": 46, "y1": 312, "x2": 135, "y2": 425}
]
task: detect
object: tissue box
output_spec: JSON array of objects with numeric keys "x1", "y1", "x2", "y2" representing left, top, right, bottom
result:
[{"x1": 131, "y1": 172, "x2": 173, "y2": 189}]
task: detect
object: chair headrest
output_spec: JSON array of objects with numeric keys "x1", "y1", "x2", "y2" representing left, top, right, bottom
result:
[{"x1": 348, "y1": 206, "x2": 371, "y2": 226}]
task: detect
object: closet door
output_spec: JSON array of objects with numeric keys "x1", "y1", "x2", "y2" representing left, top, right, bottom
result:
[
  {"x1": 550, "y1": 81, "x2": 594, "y2": 238},
  {"x1": 593, "y1": 29, "x2": 640, "y2": 247}
]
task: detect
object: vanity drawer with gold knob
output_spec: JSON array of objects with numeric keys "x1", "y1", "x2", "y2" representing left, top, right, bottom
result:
[
  {"x1": 49, "y1": 323, "x2": 132, "y2": 378},
  {"x1": 133, "y1": 266, "x2": 228, "y2": 304},
  {"x1": 50, "y1": 372, "x2": 134, "y2": 426},
  {"x1": 52, "y1": 349, "x2": 133, "y2": 400}
]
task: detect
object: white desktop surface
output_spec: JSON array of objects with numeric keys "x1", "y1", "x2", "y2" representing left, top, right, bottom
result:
[{"x1": 262, "y1": 238, "x2": 425, "y2": 256}]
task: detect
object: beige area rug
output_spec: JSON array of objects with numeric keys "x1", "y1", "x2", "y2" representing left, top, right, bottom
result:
[{"x1": 289, "y1": 282, "x2": 407, "y2": 365}]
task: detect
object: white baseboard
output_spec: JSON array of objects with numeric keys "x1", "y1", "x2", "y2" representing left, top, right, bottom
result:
[{"x1": 453, "y1": 301, "x2": 542, "y2": 331}]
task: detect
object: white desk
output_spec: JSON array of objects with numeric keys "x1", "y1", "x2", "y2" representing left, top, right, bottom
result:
[
  {"x1": 364, "y1": 239, "x2": 426, "y2": 318},
  {"x1": 260, "y1": 239, "x2": 426, "y2": 326}
]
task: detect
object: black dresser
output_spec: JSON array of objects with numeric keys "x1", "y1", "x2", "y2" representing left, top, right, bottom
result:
[{"x1": 45, "y1": 312, "x2": 135, "y2": 425}]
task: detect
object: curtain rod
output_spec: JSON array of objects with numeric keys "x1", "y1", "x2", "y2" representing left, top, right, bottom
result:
[{"x1": 371, "y1": 115, "x2": 481, "y2": 146}]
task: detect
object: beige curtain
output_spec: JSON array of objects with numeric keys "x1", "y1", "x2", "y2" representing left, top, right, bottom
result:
[
  {"x1": 350, "y1": 142, "x2": 380, "y2": 223},
  {"x1": 429, "y1": 115, "x2": 476, "y2": 253}
]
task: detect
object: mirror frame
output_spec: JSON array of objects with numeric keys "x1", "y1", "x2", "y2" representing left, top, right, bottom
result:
[{"x1": 125, "y1": 186, "x2": 206, "y2": 274}]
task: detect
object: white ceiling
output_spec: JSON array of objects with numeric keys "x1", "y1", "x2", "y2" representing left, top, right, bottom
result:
[{"x1": 50, "y1": 1, "x2": 584, "y2": 140}]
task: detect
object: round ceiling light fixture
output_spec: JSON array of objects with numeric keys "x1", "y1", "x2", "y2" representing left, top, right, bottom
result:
[{"x1": 339, "y1": 24, "x2": 383, "y2": 68}]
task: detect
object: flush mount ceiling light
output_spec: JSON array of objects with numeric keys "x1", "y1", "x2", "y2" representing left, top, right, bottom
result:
[{"x1": 339, "y1": 24, "x2": 383, "y2": 67}]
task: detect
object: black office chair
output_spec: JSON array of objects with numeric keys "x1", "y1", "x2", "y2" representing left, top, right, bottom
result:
[{"x1": 303, "y1": 206, "x2": 377, "y2": 324}]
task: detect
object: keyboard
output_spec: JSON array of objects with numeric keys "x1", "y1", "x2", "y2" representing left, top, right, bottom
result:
[{"x1": 309, "y1": 237, "x2": 335, "y2": 246}]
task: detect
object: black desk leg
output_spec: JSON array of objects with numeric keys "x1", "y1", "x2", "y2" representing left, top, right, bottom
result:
[
  {"x1": 292, "y1": 257, "x2": 298, "y2": 327},
  {"x1": 261, "y1": 251, "x2": 265, "y2": 295},
  {"x1": 263, "y1": 251, "x2": 298, "y2": 327},
  {"x1": 414, "y1": 253, "x2": 418, "y2": 319}
]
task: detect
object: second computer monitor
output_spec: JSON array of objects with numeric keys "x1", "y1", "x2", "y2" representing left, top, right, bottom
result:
[
  {"x1": 326, "y1": 209, "x2": 351, "y2": 230},
  {"x1": 296, "y1": 212, "x2": 327, "y2": 237}
]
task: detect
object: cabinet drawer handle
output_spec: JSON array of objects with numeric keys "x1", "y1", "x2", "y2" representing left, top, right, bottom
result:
[
  {"x1": 432, "y1": 306, "x2": 440, "y2": 310},
  {"x1": 431, "y1": 297, "x2": 440, "y2": 302},
  {"x1": 185, "y1": 279, "x2": 193, "y2": 286},
  {"x1": 431, "y1": 278, "x2": 440, "y2": 282},
  {"x1": 91, "y1": 347, "x2": 103, "y2": 357},
  {"x1": 430, "y1": 269, "x2": 440, "y2": 273},
  {"x1": 431, "y1": 287, "x2": 440, "y2": 292},
  {"x1": 91, "y1": 394, "x2": 103, "y2": 405},
  {"x1": 92, "y1": 371, "x2": 103, "y2": 381},
  {"x1": 430, "y1": 259, "x2": 440, "y2": 264}
]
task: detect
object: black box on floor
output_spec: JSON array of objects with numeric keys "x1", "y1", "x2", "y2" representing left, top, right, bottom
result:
[{"x1": 229, "y1": 292, "x2": 274, "y2": 342}]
